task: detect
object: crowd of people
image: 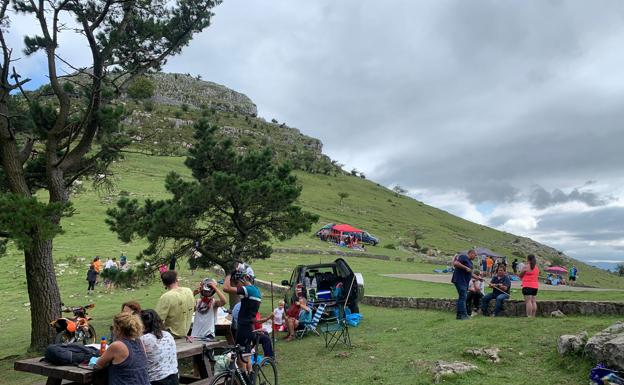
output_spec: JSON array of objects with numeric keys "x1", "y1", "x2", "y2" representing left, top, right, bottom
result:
[
  {"x1": 86, "y1": 255, "x2": 132, "y2": 294},
  {"x1": 91, "y1": 262, "x2": 308, "y2": 385},
  {"x1": 452, "y1": 250, "x2": 541, "y2": 319}
]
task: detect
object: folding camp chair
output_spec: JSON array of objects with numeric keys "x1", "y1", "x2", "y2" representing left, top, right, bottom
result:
[
  {"x1": 321, "y1": 308, "x2": 351, "y2": 351},
  {"x1": 296, "y1": 303, "x2": 326, "y2": 339}
]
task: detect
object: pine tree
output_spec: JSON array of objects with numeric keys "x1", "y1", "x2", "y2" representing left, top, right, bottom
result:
[
  {"x1": 106, "y1": 119, "x2": 318, "y2": 283},
  {"x1": 0, "y1": 0, "x2": 221, "y2": 350}
]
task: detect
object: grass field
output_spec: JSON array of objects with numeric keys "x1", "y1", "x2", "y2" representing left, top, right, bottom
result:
[{"x1": 1, "y1": 153, "x2": 623, "y2": 384}]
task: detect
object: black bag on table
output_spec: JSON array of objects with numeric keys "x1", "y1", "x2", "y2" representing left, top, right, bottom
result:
[{"x1": 44, "y1": 343, "x2": 99, "y2": 366}]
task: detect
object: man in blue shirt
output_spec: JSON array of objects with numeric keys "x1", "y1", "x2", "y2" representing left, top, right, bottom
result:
[
  {"x1": 569, "y1": 265, "x2": 578, "y2": 287},
  {"x1": 481, "y1": 265, "x2": 512, "y2": 316},
  {"x1": 452, "y1": 249, "x2": 482, "y2": 320}
]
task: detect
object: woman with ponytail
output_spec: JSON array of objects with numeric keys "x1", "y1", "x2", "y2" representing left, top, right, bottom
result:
[
  {"x1": 95, "y1": 312, "x2": 150, "y2": 385},
  {"x1": 519, "y1": 254, "x2": 539, "y2": 317}
]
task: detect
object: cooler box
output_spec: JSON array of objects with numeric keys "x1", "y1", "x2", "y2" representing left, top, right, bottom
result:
[{"x1": 317, "y1": 290, "x2": 331, "y2": 300}]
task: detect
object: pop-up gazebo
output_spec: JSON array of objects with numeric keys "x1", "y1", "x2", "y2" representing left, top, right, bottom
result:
[{"x1": 330, "y1": 224, "x2": 364, "y2": 242}]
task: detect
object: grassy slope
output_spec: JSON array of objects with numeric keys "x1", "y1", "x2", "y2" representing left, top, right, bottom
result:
[{"x1": 1, "y1": 153, "x2": 623, "y2": 384}]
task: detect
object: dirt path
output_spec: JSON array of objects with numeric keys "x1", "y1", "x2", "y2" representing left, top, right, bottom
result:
[{"x1": 383, "y1": 273, "x2": 623, "y2": 292}]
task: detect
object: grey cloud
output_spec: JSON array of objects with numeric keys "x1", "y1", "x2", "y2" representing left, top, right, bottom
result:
[
  {"x1": 538, "y1": 207, "x2": 624, "y2": 239},
  {"x1": 530, "y1": 186, "x2": 610, "y2": 209},
  {"x1": 164, "y1": 0, "x2": 624, "y2": 259}
]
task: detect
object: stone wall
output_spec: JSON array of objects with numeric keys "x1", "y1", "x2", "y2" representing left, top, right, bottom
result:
[
  {"x1": 272, "y1": 247, "x2": 391, "y2": 261},
  {"x1": 255, "y1": 279, "x2": 288, "y2": 296},
  {"x1": 362, "y1": 295, "x2": 624, "y2": 317}
]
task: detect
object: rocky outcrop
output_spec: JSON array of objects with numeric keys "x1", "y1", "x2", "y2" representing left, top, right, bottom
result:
[
  {"x1": 465, "y1": 347, "x2": 500, "y2": 363},
  {"x1": 431, "y1": 361, "x2": 477, "y2": 383},
  {"x1": 557, "y1": 331, "x2": 588, "y2": 355},
  {"x1": 150, "y1": 73, "x2": 258, "y2": 116},
  {"x1": 585, "y1": 322, "x2": 624, "y2": 370}
]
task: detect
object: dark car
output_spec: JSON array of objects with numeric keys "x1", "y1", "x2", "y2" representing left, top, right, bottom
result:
[
  {"x1": 281, "y1": 258, "x2": 364, "y2": 314},
  {"x1": 360, "y1": 231, "x2": 379, "y2": 246}
]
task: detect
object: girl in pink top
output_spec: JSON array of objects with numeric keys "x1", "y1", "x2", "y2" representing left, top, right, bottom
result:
[{"x1": 519, "y1": 254, "x2": 539, "y2": 317}]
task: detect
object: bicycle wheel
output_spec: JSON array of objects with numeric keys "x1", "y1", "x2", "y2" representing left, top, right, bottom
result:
[
  {"x1": 210, "y1": 372, "x2": 243, "y2": 385},
  {"x1": 254, "y1": 357, "x2": 278, "y2": 385}
]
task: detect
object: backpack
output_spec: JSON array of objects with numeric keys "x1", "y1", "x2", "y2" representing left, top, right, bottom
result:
[{"x1": 44, "y1": 343, "x2": 99, "y2": 366}]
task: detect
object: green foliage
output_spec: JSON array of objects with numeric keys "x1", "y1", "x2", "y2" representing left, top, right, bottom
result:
[
  {"x1": 99, "y1": 266, "x2": 153, "y2": 288},
  {"x1": 338, "y1": 192, "x2": 349, "y2": 205},
  {"x1": 0, "y1": 194, "x2": 72, "y2": 251},
  {"x1": 550, "y1": 255, "x2": 565, "y2": 266},
  {"x1": 106, "y1": 119, "x2": 319, "y2": 272},
  {"x1": 174, "y1": 110, "x2": 182, "y2": 118},
  {"x1": 616, "y1": 264, "x2": 624, "y2": 277},
  {"x1": 383, "y1": 243, "x2": 396, "y2": 250},
  {"x1": 127, "y1": 77, "x2": 155, "y2": 100},
  {"x1": 143, "y1": 100, "x2": 154, "y2": 112},
  {"x1": 181, "y1": 103, "x2": 189, "y2": 112}
]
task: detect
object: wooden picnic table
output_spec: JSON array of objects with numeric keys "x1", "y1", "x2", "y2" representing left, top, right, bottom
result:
[{"x1": 14, "y1": 338, "x2": 227, "y2": 385}]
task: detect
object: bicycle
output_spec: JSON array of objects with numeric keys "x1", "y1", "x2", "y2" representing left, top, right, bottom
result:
[{"x1": 208, "y1": 335, "x2": 278, "y2": 385}]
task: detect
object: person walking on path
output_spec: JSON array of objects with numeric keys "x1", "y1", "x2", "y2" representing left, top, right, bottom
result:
[
  {"x1": 569, "y1": 265, "x2": 578, "y2": 287},
  {"x1": 519, "y1": 254, "x2": 539, "y2": 317},
  {"x1": 481, "y1": 265, "x2": 511, "y2": 317},
  {"x1": 452, "y1": 249, "x2": 482, "y2": 320},
  {"x1": 512, "y1": 259, "x2": 519, "y2": 275},
  {"x1": 155, "y1": 270, "x2": 195, "y2": 339}
]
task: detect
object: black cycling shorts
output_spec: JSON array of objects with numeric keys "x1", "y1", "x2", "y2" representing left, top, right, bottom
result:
[
  {"x1": 235, "y1": 324, "x2": 254, "y2": 352},
  {"x1": 522, "y1": 287, "x2": 538, "y2": 296},
  {"x1": 569, "y1": 276, "x2": 576, "y2": 281}
]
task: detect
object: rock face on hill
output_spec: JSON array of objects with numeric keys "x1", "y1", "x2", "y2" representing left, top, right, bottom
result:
[
  {"x1": 121, "y1": 73, "x2": 336, "y2": 174},
  {"x1": 150, "y1": 73, "x2": 258, "y2": 116}
]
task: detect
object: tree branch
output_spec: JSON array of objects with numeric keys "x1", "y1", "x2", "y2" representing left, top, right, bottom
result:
[{"x1": 19, "y1": 138, "x2": 35, "y2": 165}]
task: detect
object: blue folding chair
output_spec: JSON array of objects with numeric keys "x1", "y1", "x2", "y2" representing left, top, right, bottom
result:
[
  {"x1": 320, "y1": 306, "x2": 351, "y2": 351},
  {"x1": 296, "y1": 303, "x2": 326, "y2": 339}
]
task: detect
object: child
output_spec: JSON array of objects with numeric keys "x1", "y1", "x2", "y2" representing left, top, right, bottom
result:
[
  {"x1": 86, "y1": 263, "x2": 97, "y2": 294},
  {"x1": 273, "y1": 301, "x2": 286, "y2": 332}
]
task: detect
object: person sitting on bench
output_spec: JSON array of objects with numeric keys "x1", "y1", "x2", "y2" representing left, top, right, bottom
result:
[{"x1": 481, "y1": 265, "x2": 511, "y2": 317}]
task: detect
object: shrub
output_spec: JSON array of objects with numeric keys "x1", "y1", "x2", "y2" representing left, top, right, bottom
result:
[
  {"x1": 383, "y1": 244, "x2": 396, "y2": 250},
  {"x1": 174, "y1": 110, "x2": 183, "y2": 118},
  {"x1": 143, "y1": 100, "x2": 154, "y2": 112},
  {"x1": 127, "y1": 76, "x2": 155, "y2": 100},
  {"x1": 181, "y1": 103, "x2": 189, "y2": 112}
]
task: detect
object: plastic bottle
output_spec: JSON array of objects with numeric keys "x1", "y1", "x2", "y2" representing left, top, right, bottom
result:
[{"x1": 99, "y1": 336, "x2": 107, "y2": 356}]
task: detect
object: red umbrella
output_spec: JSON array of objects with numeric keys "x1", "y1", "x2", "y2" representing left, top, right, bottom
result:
[{"x1": 546, "y1": 266, "x2": 568, "y2": 274}]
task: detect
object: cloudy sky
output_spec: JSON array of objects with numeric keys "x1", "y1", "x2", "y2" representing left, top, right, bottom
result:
[{"x1": 6, "y1": 0, "x2": 624, "y2": 265}]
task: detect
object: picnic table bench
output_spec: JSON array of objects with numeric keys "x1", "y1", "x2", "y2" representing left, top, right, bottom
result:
[{"x1": 14, "y1": 338, "x2": 227, "y2": 385}]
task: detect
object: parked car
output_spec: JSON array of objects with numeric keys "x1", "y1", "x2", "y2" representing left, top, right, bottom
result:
[
  {"x1": 281, "y1": 258, "x2": 364, "y2": 314},
  {"x1": 360, "y1": 231, "x2": 379, "y2": 246}
]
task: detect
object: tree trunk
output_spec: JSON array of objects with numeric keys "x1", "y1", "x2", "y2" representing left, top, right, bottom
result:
[{"x1": 24, "y1": 233, "x2": 61, "y2": 351}]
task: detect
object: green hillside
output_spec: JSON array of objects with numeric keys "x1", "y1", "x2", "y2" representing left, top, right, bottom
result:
[{"x1": 28, "y1": 152, "x2": 622, "y2": 291}]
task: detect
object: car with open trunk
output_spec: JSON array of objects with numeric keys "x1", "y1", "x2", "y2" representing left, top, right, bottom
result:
[{"x1": 281, "y1": 258, "x2": 364, "y2": 314}]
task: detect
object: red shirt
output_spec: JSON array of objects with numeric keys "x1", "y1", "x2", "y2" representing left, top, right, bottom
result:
[
  {"x1": 286, "y1": 304, "x2": 299, "y2": 319},
  {"x1": 521, "y1": 266, "x2": 540, "y2": 289},
  {"x1": 254, "y1": 312, "x2": 262, "y2": 330}
]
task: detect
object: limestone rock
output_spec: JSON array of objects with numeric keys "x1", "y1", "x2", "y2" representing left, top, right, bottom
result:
[
  {"x1": 604, "y1": 335, "x2": 624, "y2": 371},
  {"x1": 551, "y1": 310, "x2": 566, "y2": 317},
  {"x1": 431, "y1": 361, "x2": 478, "y2": 383},
  {"x1": 586, "y1": 322, "x2": 624, "y2": 370},
  {"x1": 557, "y1": 331, "x2": 588, "y2": 355},
  {"x1": 465, "y1": 347, "x2": 501, "y2": 363}
]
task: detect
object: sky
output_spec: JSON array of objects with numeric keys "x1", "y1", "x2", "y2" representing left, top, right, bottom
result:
[{"x1": 5, "y1": 0, "x2": 624, "y2": 265}]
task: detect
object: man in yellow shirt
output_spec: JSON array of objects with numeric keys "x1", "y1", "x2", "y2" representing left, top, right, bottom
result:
[{"x1": 155, "y1": 270, "x2": 195, "y2": 338}]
